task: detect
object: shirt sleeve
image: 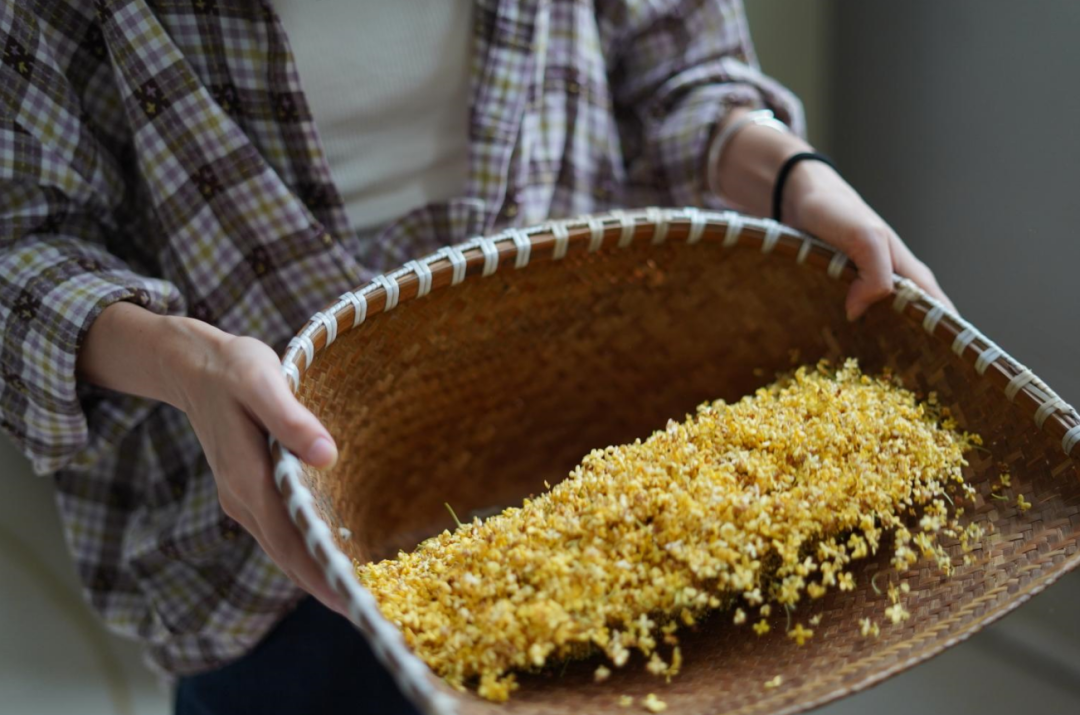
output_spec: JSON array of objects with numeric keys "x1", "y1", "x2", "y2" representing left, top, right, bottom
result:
[
  {"x1": 596, "y1": 0, "x2": 805, "y2": 208},
  {"x1": 0, "y1": 20, "x2": 186, "y2": 475}
]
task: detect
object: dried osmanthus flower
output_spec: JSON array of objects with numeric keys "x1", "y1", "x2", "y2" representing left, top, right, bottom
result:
[{"x1": 356, "y1": 359, "x2": 980, "y2": 702}]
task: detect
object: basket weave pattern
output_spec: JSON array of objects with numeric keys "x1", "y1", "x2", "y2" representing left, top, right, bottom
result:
[{"x1": 270, "y1": 209, "x2": 1080, "y2": 715}]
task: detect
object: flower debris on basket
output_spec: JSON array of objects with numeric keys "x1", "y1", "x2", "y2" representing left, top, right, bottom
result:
[{"x1": 356, "y1": 359, "x2": 983, "y2": 702}]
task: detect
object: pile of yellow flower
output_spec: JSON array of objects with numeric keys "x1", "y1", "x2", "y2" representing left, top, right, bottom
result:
[{"x1": 356, "y1": 359, "x2": 981, "y2": 702}]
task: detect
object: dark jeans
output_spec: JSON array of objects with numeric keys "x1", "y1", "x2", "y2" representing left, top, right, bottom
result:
[{"x1": 175, "y1": 597, "x2": 422, "y2": 715}]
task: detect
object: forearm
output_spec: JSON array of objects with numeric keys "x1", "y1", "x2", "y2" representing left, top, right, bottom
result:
[{"x1": 76, "y1": 302, "x2": 227, "y2": 412}]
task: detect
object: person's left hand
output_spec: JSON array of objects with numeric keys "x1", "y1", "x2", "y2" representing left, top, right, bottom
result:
[
  {"x1": 780, "y1": 159, "x2": 955, "y2": 321},
  {"x1": 713, "y1": 108, "x2": 955, "y2": 322}
]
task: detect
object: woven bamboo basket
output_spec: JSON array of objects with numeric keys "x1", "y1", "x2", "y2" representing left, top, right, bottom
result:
[{"x1": 270, "y1": 208, "x2": 1080, "y2": 715}]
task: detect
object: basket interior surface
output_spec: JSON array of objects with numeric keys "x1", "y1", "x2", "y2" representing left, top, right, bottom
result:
[{"x1": 292, "y1": 231, "x2": 1080, "y2": 715}]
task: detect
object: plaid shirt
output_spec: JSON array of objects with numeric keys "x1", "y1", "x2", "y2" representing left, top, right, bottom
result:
[{"x1": 0, "y1": 0, "x2": 800, "y2": 675}]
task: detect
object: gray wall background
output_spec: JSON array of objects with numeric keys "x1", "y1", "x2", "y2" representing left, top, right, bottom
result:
[
  {"x1": 745, "y1": 0, "x2": 836, "y2": 153},
  {"x1": 833, "y1": 0, "x2": 1080, "y2": 404},
  {"x1": 748, "y1": 0, "x2": 1080, "y2": 408}
]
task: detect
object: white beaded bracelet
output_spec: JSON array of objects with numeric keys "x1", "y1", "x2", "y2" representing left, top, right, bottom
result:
[{"x1": 707, "y1": 109, "x2": 790, "y2": 200}]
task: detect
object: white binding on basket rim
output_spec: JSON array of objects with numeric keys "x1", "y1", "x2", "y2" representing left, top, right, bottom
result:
[
  {"x1": 551, "y1": 221, "x2": 570, "y2": 259},
  {"x1": 271, "y1": 438, "x2": 460, "y2": 715},
  {"x1": 646, "y1": 207, "x2": 669, "y2": 245},
  {"x1": 1005, "y1": 368, "x2": 1036, "y2": 402},
  {"x1": 281, "y1": 362, "x2": 299, "y2": 393},
  {"x1": 1036, "y1": 395, "x2": 1067, "y2": 429},
  {"x1": 761, "y1": 220, "x2": 782, "y2": 254},
  {"x1": 922, "y1": 304, "x2": 946, "y2": 334},
  {"x1": 508, "y1": 228, "x2": 531, "y2": 268},
  {"x1": 372, "y1": 273, "x2": 399, "y2": 311},
  {"x1": 609, "y1": 209, "x2": 636, "y2": 248},
  {"x1": 686, "y1": 207, "x2": 706, "y2": 244},
  {"x1": 827, "y1": 252, "x2": 847, "y2": 279},
  {"x1": 440, "y1": 245, "x2": 468, "y2": 285},
  {"x1": 313, "y1": 310, "x2": 337, "y2": 346},
  {"x1": 286, "y1": 481, "x2": 314, "y2": 522},
  {"x1": 1064, "y1": 424, "x2": 1080, "y2": 456},
  {"x1": 586, "y1": 216, "x2": 605, "y2": 252},
  {"x1": 404, "y1": 260, "x2": 433, "y2": 297},
  {"x1": 952, "y1": 327, "x2": 978, "y2": 357},
  {"x1": 288, "y1": 335, "x2": 315, "y2": 370},
  {"x1": 975, "y1": 344, "x2": 1003, "y2": 375},
  {"x1": 893, "y1": 278, "x2": 922, "y2": 313},
  {"x1": 272, "y1": 207, "x2": 1080, "y2": 715},
  {"x1": 272, "y1": 450, "x2": 299, "y2": 490},
  {"x1": 472, "y1": 236, "x2": 499, "y2": 276},
  {"x1": 723, "y1": 212, "x2": 744, "y2": 248},
  {"x1": 796, "y1": 236, "x2": 813, "y2": 264},
  {"x1": 341, "y1": 290, "x2": 368, "y2": 328}
]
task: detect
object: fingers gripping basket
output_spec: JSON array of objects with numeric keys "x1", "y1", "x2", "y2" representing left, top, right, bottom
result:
[{"x1": 269, "y1": 208, "x2": 1080, "y2": 715}]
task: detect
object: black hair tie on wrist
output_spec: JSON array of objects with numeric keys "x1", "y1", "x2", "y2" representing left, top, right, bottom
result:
[{"x1": 772, "y1": 151, "x2": 837, "y2": 223}]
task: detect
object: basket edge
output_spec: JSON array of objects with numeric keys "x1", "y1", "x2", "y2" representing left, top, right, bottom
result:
[{"x1": 270, "y1": 206, "x2": 1080, "y2": 715}]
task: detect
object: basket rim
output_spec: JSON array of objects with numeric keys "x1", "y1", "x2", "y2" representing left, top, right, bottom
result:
[{"x1": 268, "y1": 207, "x2": 1080, "y2": 715}]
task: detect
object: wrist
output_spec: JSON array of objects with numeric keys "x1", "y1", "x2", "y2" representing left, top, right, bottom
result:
[
  {"x1": 780, "y1": 159, "x2": 847, "y2": 228},
  {"x1": 712, "y1": 118, "x2": 812, "y2": 216},
  {"x1": 77, "y1": 301, "x2": 234, "y2": 412},
  {"x1": 155, "y1": 315, "x2": 232, "y2": 413}
]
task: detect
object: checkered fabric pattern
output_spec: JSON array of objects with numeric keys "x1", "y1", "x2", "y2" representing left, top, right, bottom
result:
[{"x1": 0, "y1": 0, "x2": 801, "y2": 675}]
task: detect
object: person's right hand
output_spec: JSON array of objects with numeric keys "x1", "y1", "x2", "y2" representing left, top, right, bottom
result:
[
  {"x1": 77, "y1": 303, "x2": 344, "y2": 614},
  {"x1": 173, "y1": 330, "x2": 345, "y2": 613}
]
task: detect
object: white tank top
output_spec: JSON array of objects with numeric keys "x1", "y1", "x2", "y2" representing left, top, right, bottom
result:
[{"x1": 273, "y1": 1, "x2": 473, "y2": 232}]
